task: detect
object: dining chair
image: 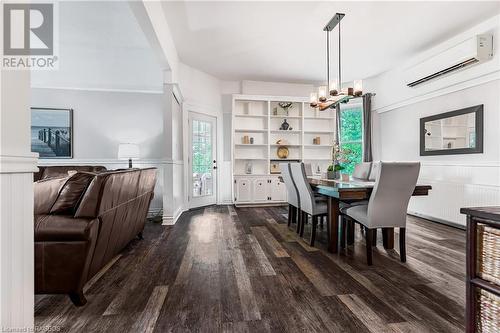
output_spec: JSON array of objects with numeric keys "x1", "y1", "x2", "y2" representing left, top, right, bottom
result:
[
  {"x1": 289, "y1": 162, "x2": 328, "y2": 246},
  {"x1": 352, "y1": 162, "x2": 372, "y2": 181},
  {"x1": 340, "y1": 162, "x2": 420, "y2": 265},
  {"x1": 304, "y1": 163, "x2": 313, "y2": 176},
  {"x1": 279, "y1": 163, "x2": 300, "y2": 232}
]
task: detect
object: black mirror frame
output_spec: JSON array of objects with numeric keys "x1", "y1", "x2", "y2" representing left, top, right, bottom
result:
[{"x1": 420, "y1": 104, "x2": 483, "y2": 156}]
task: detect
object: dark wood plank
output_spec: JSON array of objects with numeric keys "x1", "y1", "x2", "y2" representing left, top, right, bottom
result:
[{"x1": 35, "y1": 205, "x2": 465, "y2": 333}]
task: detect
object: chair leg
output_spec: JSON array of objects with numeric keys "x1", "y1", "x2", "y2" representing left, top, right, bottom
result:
[
  {"x1": 300, "y1": 212, "x2": 307, "y2": 237},
  {"x1": 320, "y1": 215, "x2": 324, "y2": 229},
  {"x1": 400, "y1": 227, "x2": 406, "y2": 263},
  {"x1": 287, "y1": 204, "x2": 292, "y2": 226},
  {"x1": 69, "y1": 291, "x2": 87, "y2": 306},
  {"x1": 347, "y1": 219, "x2": 355, "y2": 245},
  {"x1": 365, "y1": 228, "x2": 373, "y2": 266},
  {"x1": 296, "y1": 210, "x2": 302, "y2": 233},
  {"x1": 372, "y1": 229, "x2": 377, "y2": 246},
  {"x1": 340, "y1": 216, "x2": 346, "y2": 249},
  {"x1": 310, "y1": 216, "x2": 318, "y2": 247}
]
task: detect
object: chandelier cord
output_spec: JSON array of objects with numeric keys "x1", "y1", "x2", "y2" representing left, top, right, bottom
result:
[
  {"x1": 338, "y1": 17, "x2": 341, "y2": 93},
  {"x1": 326, "y1": 30, "x2": 330, "y2": 90}
]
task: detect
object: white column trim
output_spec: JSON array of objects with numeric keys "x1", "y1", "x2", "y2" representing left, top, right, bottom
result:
[{"x1": 0, "y1": 154, "x2": 39, "y2": 173}]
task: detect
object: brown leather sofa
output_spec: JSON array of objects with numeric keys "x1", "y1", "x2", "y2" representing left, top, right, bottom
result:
[
  {"x1": 34, "y1": 165, "x2": 107, "y2": 181},
  {"x1": 34, "y1": 166, "x2": 157, "y2": 306}
]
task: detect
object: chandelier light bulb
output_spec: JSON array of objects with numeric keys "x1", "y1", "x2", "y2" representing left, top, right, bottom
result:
[
  {"x1": 309, "y1": 92, "x2": 318, "y2": 107},
  {"x1": 329, "y1": 81, "x2": 338, "y2": 96},
  {"x1": 318, "y1": 86, "x2": 327, "y2": 102},
  {"x1": 354, "y1": 80, "x2": 363, "y2": 96}
]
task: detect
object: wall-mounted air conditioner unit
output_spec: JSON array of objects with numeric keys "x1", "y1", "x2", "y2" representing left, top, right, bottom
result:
[{"x1": 405, "y1": 34, "x2": 493, "y2": 87}]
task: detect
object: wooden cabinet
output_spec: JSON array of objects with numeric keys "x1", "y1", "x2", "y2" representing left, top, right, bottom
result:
[
  {"x1": 269, "y1": 178, "x2": 286, "y2": 202},
  {"x1": 253, "y1": 178, "x2": 268, "y2": 202},
  {"x1": 460, "y1": 207, "x2": 500, "y2": 333},
  {"x1": 234, "y1": 178, "x2": 252, "y2": 203},
  {"x1": 234, "y1": 176, "x2": 287, "y2": 205}
]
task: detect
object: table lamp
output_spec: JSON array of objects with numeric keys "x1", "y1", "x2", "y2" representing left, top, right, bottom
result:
[{"x1": 118, "y1": 143, "x2": 139, "y2": 168}]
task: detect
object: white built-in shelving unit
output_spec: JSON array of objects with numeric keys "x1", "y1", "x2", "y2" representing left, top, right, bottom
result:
[{"x1": 232, "y1": 94, "x2": 336, "y2": 205}]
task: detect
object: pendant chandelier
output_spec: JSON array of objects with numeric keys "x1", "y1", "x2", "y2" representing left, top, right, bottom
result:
[{"x1": 310, "y1": 13, "x2": 363, "y2": 111}]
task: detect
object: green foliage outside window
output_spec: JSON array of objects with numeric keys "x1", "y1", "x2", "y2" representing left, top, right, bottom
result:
[
  {"x1": 339, "y1": 106, "x2": 363, "y2": 174},
  {"x1": 192, "y1": 120, "x2": 212, "y2": 175}
]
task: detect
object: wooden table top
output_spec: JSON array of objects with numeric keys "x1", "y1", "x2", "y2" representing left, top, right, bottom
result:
[{"x1": 308, "y1": 177, "x2": 432, "y2": 200}]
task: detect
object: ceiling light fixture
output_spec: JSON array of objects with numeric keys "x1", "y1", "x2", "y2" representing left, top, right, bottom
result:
[{"x1": 310, "y1": 13, "x2": 367, "y2": 110}]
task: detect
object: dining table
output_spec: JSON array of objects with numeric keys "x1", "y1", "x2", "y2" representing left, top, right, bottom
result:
[{"x1": 308, "y1": 177, "x2": 432, "y2": 253}]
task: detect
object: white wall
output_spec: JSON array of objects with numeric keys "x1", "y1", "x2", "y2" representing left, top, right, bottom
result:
[
  {"x1": 32, "y1": 88, "x2": 165, "y2": 159},
  {"x1": 366, "y1": 15, "x2": 500, "y2": 226},
  {"x1": 32, "y1": 88, "x2": 166, "y2": 211}
]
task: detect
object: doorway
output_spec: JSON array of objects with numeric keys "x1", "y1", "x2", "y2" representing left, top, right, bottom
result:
[{"x1": 188, "y1": 112, "x2": 217, "y2": 208}]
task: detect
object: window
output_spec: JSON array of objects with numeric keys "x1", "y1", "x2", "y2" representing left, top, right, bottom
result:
[{"x1": 339, "y1": 103, "x2": 363, "y2": 174}]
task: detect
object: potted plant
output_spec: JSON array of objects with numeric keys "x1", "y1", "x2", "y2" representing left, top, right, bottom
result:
[{"x1": 327, "y1": 142, "x2": 351, "y2": 179}]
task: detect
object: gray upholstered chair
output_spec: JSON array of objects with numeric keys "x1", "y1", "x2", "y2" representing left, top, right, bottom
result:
[
  {"x1": 352, "y1": 162, "x2": 372, "y2": 181},
  {"x1": 304, "y1": 163, "x2": 313, "y2": 176},
  {"x1": 368, "y1": 161, "x2": 380, "y2": 181},
  {"x1": 341, "y1": 162, "x2": 420, "y2": 265},
  {"x1": 279, "y1": 163, "x2": 301, "y2": 232},
  {"x1": 290, "y1": 162, "x2": 328, "y2": 246}
]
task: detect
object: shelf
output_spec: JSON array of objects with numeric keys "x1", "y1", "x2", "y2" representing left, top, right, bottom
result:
[
  {"x1": 303, "y1": 145, "x2": 333, "y2": 148},
  {"x1": 304, "y1": 116, "x2": 334, "y2": 120},
  {"x1": 235, "y1": 129, "x2": 268, "y2": 133},
  {"x1": 304, "y1": 130, "x2": 333, "y2": 134},
  {"x1": 270, "y1": 130, "x2": 301, "y2": 134},
  {"x1": 270, "y1": 115, "x2": 302, "y2": 119},
  {"x1": 302, "y1": 158, "x2": 331, "y2": 160},
  {"x1": 234, "y1": 158, "x2": 268, "y2": 161},
  {"x1": 235, "y1": 144, "x2": 267, "y2": 147},
  {"x1": 270, "y1": 144, "x2": 301, "y2": 147},
  {"x1": 234, "y1": 114, "x2": 268, "y2": 118}
]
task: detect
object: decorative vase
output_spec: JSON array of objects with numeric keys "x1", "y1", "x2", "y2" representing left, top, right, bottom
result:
[
  {"x1": 280, "y1": 119, "x2": 289, "y2": 130},
  {"x1": 327, "y1": 171, "x2": 336, "y2": 179}
]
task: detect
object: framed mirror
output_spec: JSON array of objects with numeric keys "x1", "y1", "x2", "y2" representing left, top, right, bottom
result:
[{"x1": 420, "y1": 105, "x2": 483, "y2": 156}]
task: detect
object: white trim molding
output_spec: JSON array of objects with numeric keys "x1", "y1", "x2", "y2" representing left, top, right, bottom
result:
[
  {"x1": 37, "y1": 158, "x2": 182, "y2": 166},
  {"x1": 31, "y1": 85, "x2": 164, "y2": 95},
  {"x1": 162, "y1": 207, "x2": 186, "y2": 225},
  {"x1": 374, "y1": 71, "x2": 500, "y2": 113},
  {"x1": 0, "y1": 154, "x2": 39, "y2": 173}
]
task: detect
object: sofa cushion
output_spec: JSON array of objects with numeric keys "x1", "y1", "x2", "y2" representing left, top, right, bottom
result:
[
  {"x1": 40, "y1": 166, "x2": 106, "y2": 180},
  {"x1": 50, "y1": 172, "x2": 96, "y2": 215},
  {"x1": 35, "y1": 215, "x2": 97, "y2": 241},
  {"x1": 34, "y1": 176, "x2": 68, "y2": 214}
]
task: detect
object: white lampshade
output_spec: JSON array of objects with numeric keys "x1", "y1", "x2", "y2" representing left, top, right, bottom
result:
[{"x1": 118, "y1": 143, "x2": 139, "y2": 160}]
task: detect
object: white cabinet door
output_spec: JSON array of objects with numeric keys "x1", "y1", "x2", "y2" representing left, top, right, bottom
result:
[
  {"x1": 253, "y1": 178, "x2": 268, "y2": 202},
  {"x1": 270, "y1": 178, "x2": 286, "y2": 202},
  {"x1": 235, "y1": 178, "x2": 252, "y2": 203}
]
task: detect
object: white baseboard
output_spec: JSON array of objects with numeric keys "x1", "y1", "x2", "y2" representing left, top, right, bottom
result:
[
  {"x1": 162, "y1": 207, "x2": 186, "y2": 225},
  {"x1": 408, "y1": 211, "x2": 465, "y2": 230}
]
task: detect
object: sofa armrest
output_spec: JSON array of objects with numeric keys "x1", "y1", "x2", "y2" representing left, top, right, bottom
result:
[{"x1": 35, "y1": 215, "x2": 98, "y2": 242}]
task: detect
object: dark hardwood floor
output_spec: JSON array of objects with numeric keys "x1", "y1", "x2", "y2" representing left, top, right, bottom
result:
[{"x1": 35, "y1": 205, "x2": 466, "y2": 332}]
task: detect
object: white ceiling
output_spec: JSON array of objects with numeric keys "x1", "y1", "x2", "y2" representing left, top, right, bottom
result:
[
  {"x1": 163, "y1": 1, "x2": 500, "y2": 84},
  {"x1": 32, "y1": 1, "x2": 163, "y2": 90}
]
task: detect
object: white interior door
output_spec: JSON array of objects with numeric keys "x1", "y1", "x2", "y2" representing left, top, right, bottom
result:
[{"x1": 189, "y1": 112, "x2": 217, "y2": 208}]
